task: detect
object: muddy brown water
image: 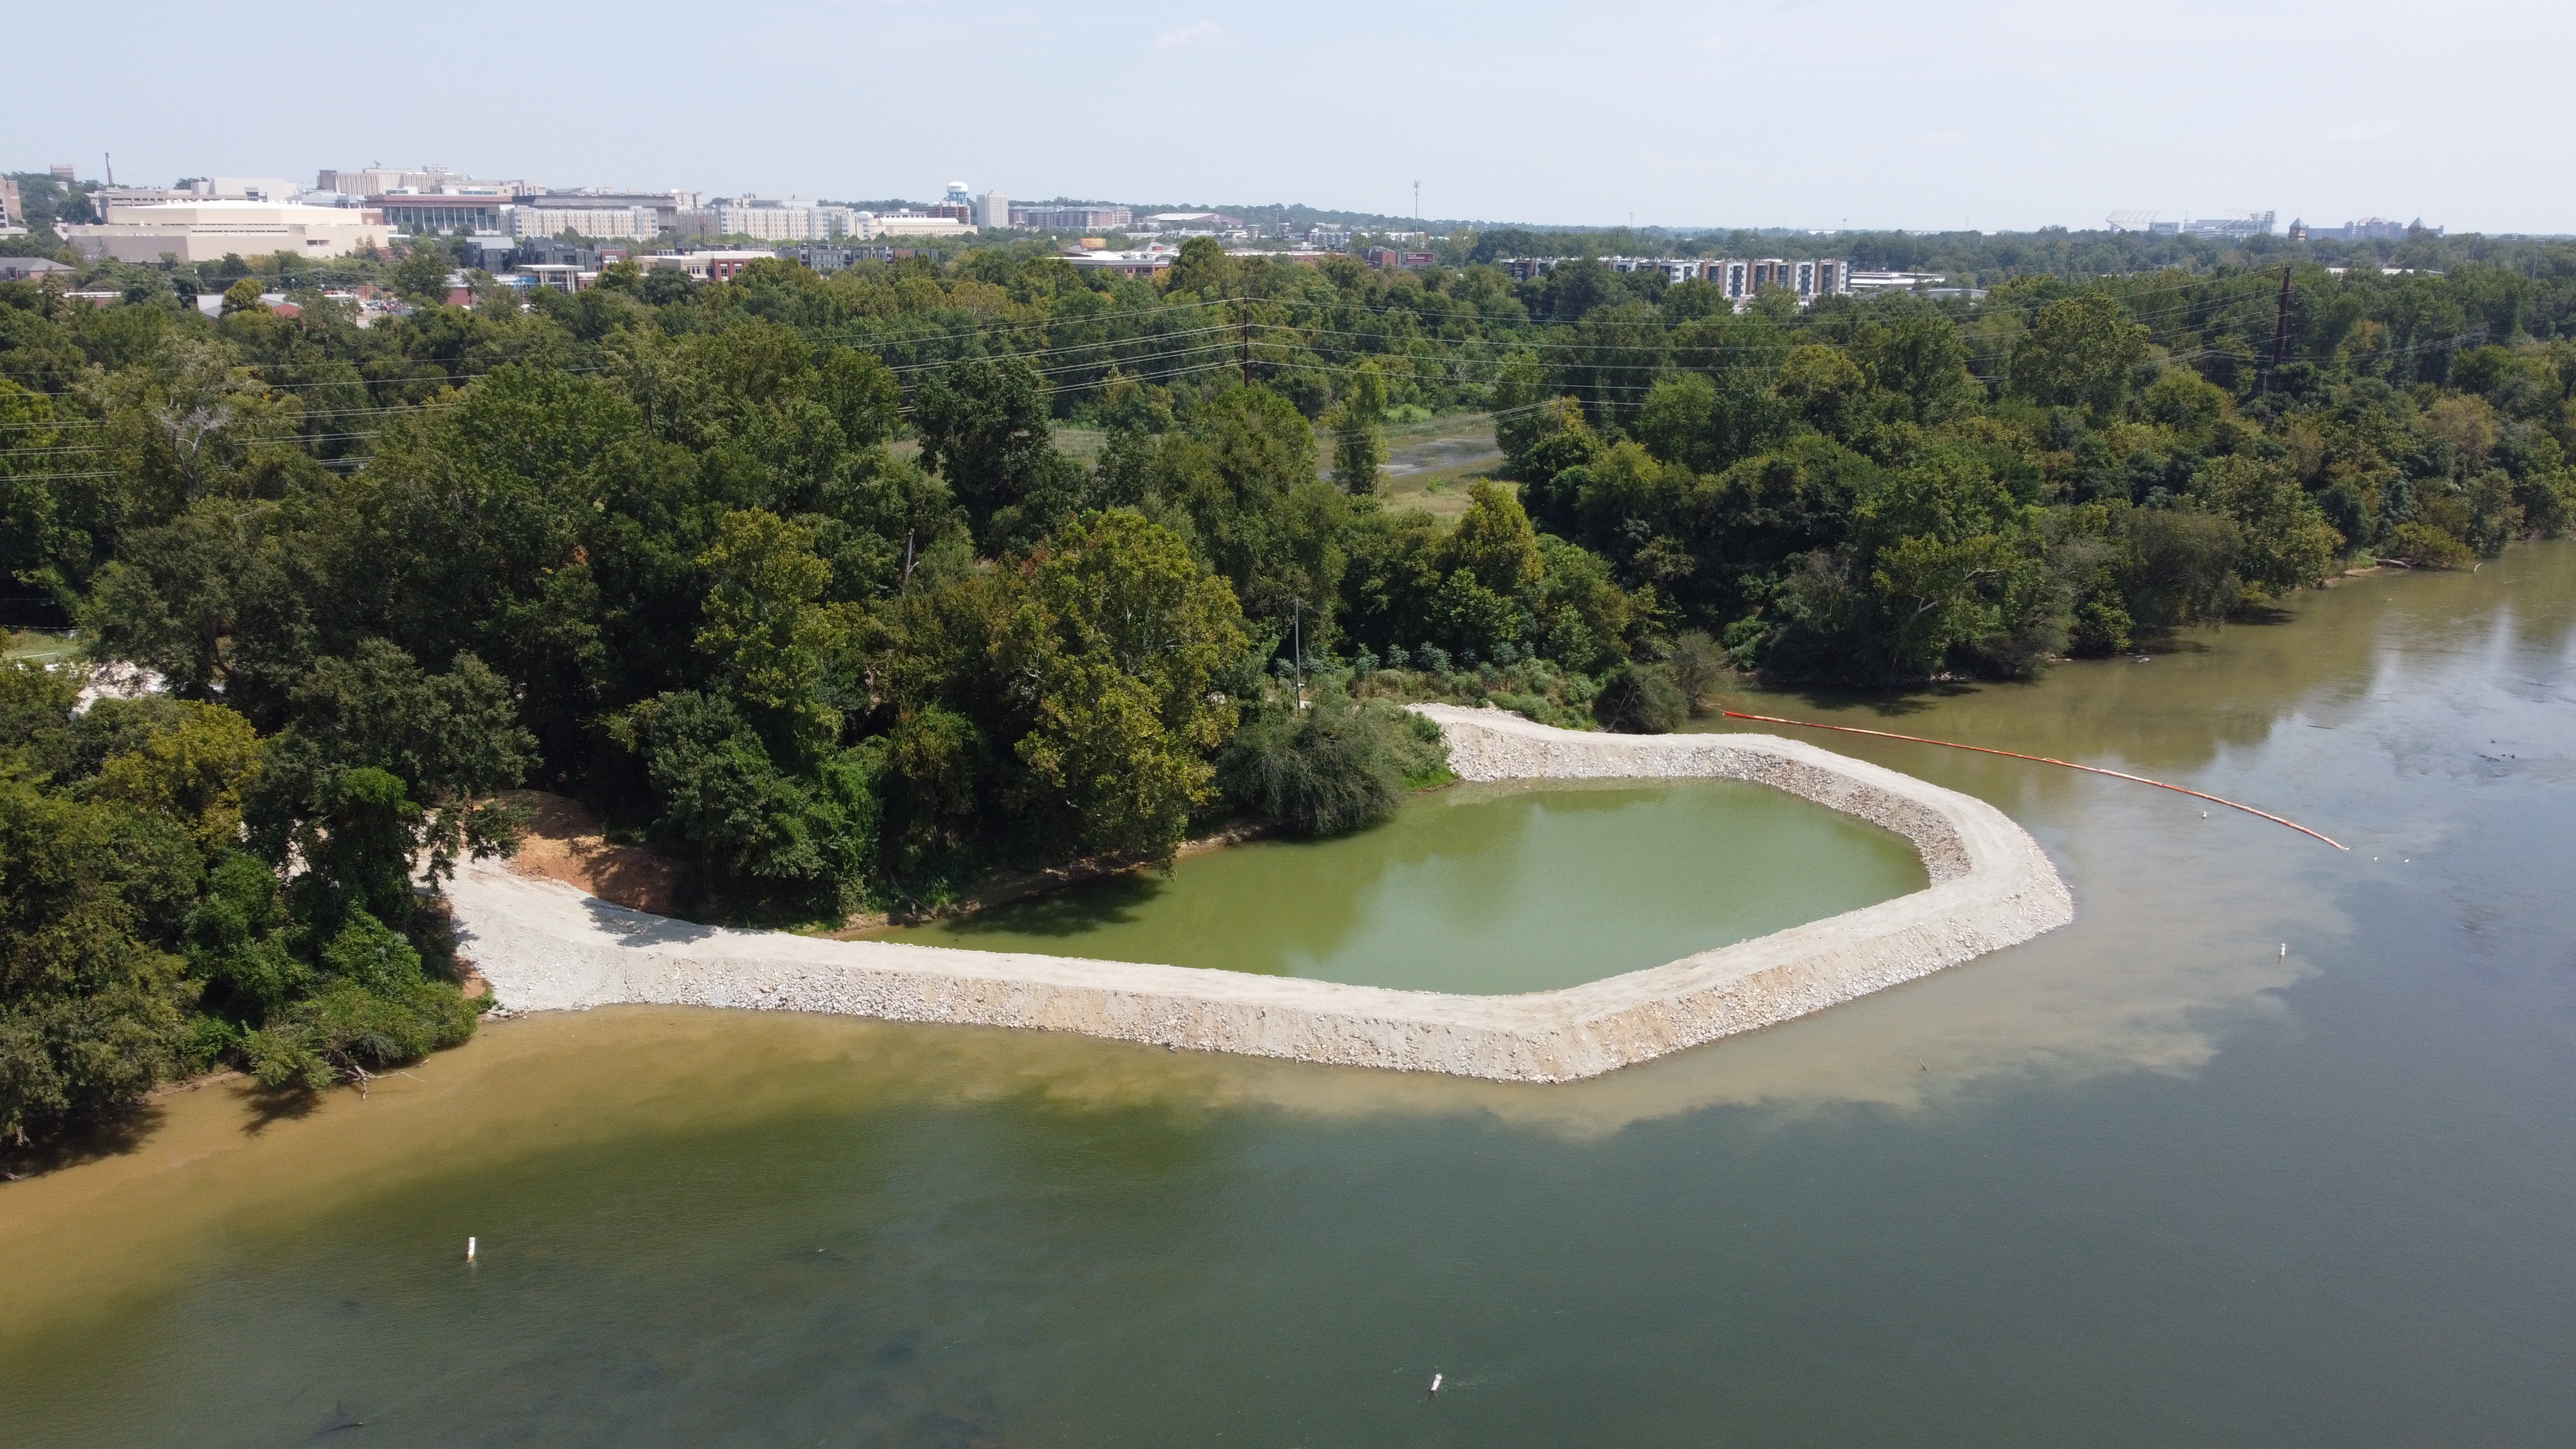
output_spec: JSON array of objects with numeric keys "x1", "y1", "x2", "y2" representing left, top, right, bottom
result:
[{"x1": 5, "y1": 544, "x2": 2574, "y2": 1447}]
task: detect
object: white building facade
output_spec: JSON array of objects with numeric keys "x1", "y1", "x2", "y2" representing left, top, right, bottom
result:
[
  {"x1": 511, "y1": 205, "x2": 660, "y2": 240},
  {"x1": 869, "y1": 214, "x2": 970, "y2": 238},
  {"x1": 63, "y1": 200, "x2": 392, "y2": 263},
  {"x1": 1010, "y1": 204, "x2": 1132, "y2": 231},
  {"x1": 679, "y1": 199, "x2": 867, "y2": 241}
]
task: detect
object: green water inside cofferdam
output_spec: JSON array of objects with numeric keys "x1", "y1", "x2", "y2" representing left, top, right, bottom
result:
[
  {"x1": 10, "y1": 543, "x2": 2576, "y2": 1448},
  {"x1": 873, "y1": 779, "x2": 1926, "y2": 992}
]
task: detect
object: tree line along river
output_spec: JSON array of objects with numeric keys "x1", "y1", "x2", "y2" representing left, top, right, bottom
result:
[{"x1": 3, "y1": 543, "x2": 2573, "y2": 1448}]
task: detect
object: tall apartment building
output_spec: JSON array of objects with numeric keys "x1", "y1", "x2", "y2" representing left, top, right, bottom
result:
[
  {"x1": 1499, "y1": 256, "x2": 1850, "y2": 307},
  {"x1": 978, "y1": 190, "x2": 1009, "y2": 229},
  {"x1": 513, "y1": 206, "x2": 660, "y2": 240},
  {"x1": 522, "y1": 193, "x2": 696, "y2": 234},
  {"x1": 1703, "y1": 257, "x2": 1847, "y2": 303},
  {"x1": 725, "y1": 200, "x2": 864, "y2": 241},
  {"x1": 0, "y1": 178, "x2": 22, "y2": 233},
  {"x1": 675, "y1": 198, "x2": 862, "y2": 241},
  {"x1": 1010, "y1": 204, "x2": 1132, "y2": 231}
]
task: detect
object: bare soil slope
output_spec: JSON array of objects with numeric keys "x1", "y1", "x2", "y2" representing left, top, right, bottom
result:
[{"x1": 501, "y1": 791, "x2": 686, "y2": 916}]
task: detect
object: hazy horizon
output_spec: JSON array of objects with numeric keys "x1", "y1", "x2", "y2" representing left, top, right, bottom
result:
[{"x1": 6, "y1": 0, "x2": 2568, "y2": 235}]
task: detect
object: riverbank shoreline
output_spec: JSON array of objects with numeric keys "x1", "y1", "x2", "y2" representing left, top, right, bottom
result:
[
  {"x1": 822, "y1": 818, "x2": 1284, "y2": 937},
  {"x1": 448, "y1": 709, "x2": 2072, "y2": 1082},
  {"x1": 497, "y1": 788, "x2": 1292, "y2": 937}
]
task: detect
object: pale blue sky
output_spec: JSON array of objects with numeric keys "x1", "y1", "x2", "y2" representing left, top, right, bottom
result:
[{"x1": 9, "y1": 0, "x2": 2567, "y2": 232}]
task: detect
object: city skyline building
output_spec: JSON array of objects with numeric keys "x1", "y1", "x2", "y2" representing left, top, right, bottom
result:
[
  {"x1": 1009, "y1": 203, "x2": 1132, "y2": 231},
  {"x1": 61, "y1": 198, "x2": 391, "y2": 262},
  {"x1": 513, "y1": 205, "x2": 659, "y2": 240},
  {"x1": 1498, "y1": 255, "x2": 1852, "y2": 307}
]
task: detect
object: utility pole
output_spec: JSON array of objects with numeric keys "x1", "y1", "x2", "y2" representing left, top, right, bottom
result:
[
  {"x1": 1292, "y1": 598, "x2": 1305, "y2": 708},
  {"x1": 2266, "y1": 264, "x2": 2293, "y2": 393},
  {"x1": 1413, "y1": 180, "x2": 1421, "y2": 226},
  {"x1": 1236, "y1": 294, "x2": 1251, "y2": 385}
]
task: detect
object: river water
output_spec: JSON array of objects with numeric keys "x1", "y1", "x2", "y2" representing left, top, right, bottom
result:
[
  {"x1": 875, "y1": 779, "x2": 1924, "y2": 992},
  {"x1": 5, "y1": 544, "x2": 2574, "y2": 1447}
]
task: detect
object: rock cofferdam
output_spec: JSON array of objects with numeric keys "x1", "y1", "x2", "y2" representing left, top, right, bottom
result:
[{"x1": 449, "y1": 706, "x2": 2074, "y2": 1083}]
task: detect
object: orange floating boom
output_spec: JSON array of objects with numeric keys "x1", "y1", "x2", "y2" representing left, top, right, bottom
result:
[{"x1": 1719, "y1": 710, "x2": 2349, "y2": 851}]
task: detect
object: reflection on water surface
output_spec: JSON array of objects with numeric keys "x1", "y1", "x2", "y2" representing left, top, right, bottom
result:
[
  {"x1": 6, "y1": 544, "x2": 2576, "y2": 1448},
  {"x1": 876, "y1": 778, "x2": 1925, "y2": 992}
]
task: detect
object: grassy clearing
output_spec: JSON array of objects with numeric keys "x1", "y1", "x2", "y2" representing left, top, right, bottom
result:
[
  {"x1": 4, "y1": 630, "x2": 82, "y2": 665},
  {"x1": 1370, "y1": 412, "x2": 1505, "y2": 518},
  {"x1": 1296, "y1": 410, "x2": 1506, "y2": 519}
]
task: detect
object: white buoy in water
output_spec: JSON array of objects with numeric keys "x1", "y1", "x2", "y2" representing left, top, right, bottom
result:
[
  {"x1": 466, "y1": 1236, "x2": 477, "y2": 1261},
  {"x1": 1429, "y1": 1373, "x2": 1442, "y2": 1396},
  {"x1": 2280, "y1": 944, "x2": 2287, "y2": 958}
]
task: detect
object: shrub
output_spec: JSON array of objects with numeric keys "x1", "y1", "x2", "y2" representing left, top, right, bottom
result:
[
  {"x1": 2381, "y1": 522, "x2": 2474, "y2": 570},
  {"x1": 1592, "y1": 662, "x2": 1688, "y2": 734},
  {"x1": 2069, "y1": 575, "x2": 2136, "y2": 656},
  {"x1": 1663, "y1": 630, "x2": 1726, "y2": 715},
  {"x1": 244, "y1": 976, "x2": 477, "y2": 1090},
  {"x1": 2121, "y1": 506, "x2": 2243, "y2": 627},
  {"x1": 621, "y1": 691, "x2": 876, "y2": 913},
  {"x1": 2512, "y1": 470, "x2": 2573, "y2": 538},
  {"x1": 1219, "y1": 696, "x2": 1449, "y2": 837},
  {"x1": 1488, "y1": 690, "x2": 1590, "y2": 730}
]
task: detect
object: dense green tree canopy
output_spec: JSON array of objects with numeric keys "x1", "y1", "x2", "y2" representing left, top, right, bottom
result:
[{"x1": 4, "y1": 230, "x2": 2574, "y2": 1147}]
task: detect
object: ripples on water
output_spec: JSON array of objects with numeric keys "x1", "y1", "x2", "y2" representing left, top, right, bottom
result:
[{"x1": 6, "y1": 545, "x2": 2575, "y2": 1447}]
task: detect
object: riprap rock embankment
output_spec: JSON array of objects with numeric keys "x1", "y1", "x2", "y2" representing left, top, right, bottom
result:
[{"x1": 449, "y1": 707, "x2": 2072, "y2": 1082}]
